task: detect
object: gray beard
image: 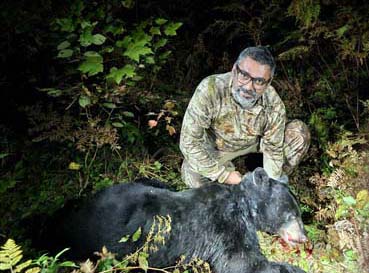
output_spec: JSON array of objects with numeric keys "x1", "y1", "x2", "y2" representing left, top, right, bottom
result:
[{"x1": 231, "y1": 86, "x2": 261, "y2": 109}]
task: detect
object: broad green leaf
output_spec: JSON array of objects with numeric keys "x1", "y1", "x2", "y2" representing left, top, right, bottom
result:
[
  {"x1": 92, "y1": 34, "x2": 106, "y2": 45},
  {"x1": 84, "y1": 51, "x2": 101, "y2": 58},
  {"x1": 81, "y1": 21, "x2": 93, "y2": 29},
  {"x1": 132, "y1": 227, "x2": 142, "y2": 242},
  {"x1": 119, "y1": 235, "x2": 130, "y2": 243},
  {"x1": 57, "y1": 41, "x2": 71, "y2": 50},
  {"x1": 154, "y1": 161, "x2": 162, "y2": 169},
  {"x1": 112, "y1": 122, "x2": 124, "y2": 128},
  {"x1": 56, "y1": 18, "x2": 75, "y2": 32},
  {"x1": 78, "y1": 61, "x2": 103, "y2": 76},
  {"x1": 79, "y1": 28, "x2": 96, "y2": 47},
  {"x1": 154, "y1": 38, "x2": 167, "y2": 50},
  {"x1": 155, "y1": 18, "x2": 168, "y2": 25},
  {"x1": 123, "y1": 111, "x2": 134, "y2": 118},
  {"x1": 38, "y1": 88, "x2": 62, "y2": 97},
  {"x1": 336, "y1": 25, "x2": 348, "y2": 37},
  {"x1": 138, "y1": 252, "x2": 148, "y2": 272},
  {"x1": 343, "y1": 196, "x2": 356, "y2": 206},
  {"x1": 105, "y1": 25, "x2": 125, "y2": 35},
  {"x1": 107, "y1": 67, "x2": 125, "y2": 84},
  {"x1": 131, "y1": 30, "x2": 152, "y2": 44},
  {"x1": 79, "y1": 95, "x2": 91, "y2": 108},
  {"x1": 159, "y1": 50, "x2": 172, "y2": 60},
  {"x1": 120, "y1": 64, "x2": 136, "y2": 78},
  {"x1": 116, "y1": 36, "x2": 132, "y2": 48},
  {"x1": 164, "y1": 22, "x2": 182, "y2": 36},
  {"x1": 107, "y1": 65, "x2": 136, "y2": 84},
  {"x1": 78, "y1": 51, "x2": 104, "y2": 76},
  {"x1": 121, "y1": 0, "x2": 134, "y2": 8},
  {"x1": 132, "y1": 75, "x2": 143, "y2": 82},
  {"x1": 124, "y1": 44, "x2": 153, "y2": 62},
  {"x1": 150, "y1": 26, "x2": 161, "y2": 35},
  {"x1": 145, "y1": 56, "x2": 155, "y2": 64},
  {"x1": 103, "y1": 102, "x2": 116, "y2": 109},
  {"x1": 59, "y1": 261, "x2": 77, "y2": 267},
  {"x1": 102, "y1": 46, "x2": 114, "y2": 53},
  {"x1": 57, "y1": 49, "x2": 73, "y2": 58}
]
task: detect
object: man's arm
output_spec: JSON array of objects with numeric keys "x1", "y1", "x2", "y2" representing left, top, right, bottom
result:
[
  {"x1": 261, "y1": 88, "x2": 286, "y2": 179},
  {"x1": 180, "y1": 76, "x2": 233, "y2": 183}
]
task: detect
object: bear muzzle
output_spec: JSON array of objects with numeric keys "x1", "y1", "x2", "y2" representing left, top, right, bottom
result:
[{"x1": 279, "y1": 218, "x2": 307, "y2": 247}]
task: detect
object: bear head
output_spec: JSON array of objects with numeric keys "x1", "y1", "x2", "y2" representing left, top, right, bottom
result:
[{"x1": 240, "y1": 167, "x2": 307, "y2": 246}]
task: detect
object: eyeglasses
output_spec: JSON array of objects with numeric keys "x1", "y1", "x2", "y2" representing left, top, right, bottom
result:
[{"x1": 236, "y1": 64, "x2": 271, "y2": 91}]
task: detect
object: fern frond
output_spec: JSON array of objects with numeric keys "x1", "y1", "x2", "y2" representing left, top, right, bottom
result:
[
  {"x1": 0, "y1": 239, "x2": 23, "y2": 270},
  {"x1": 0, "y1": 239, "x2": 33, "y2": 273},
  {"x1": 278, "y1": 45, "x2": 310, "y2": 61},
  {"x1": 15, "y1": 260, "x2": 32, "y2": 273},
  {"x1": 24, "y1": 268, "x2": 41, "y2": 273}
]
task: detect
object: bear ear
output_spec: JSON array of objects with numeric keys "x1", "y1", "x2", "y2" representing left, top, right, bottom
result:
[
  {"x1": 240, "y1": 167, "x2": 270, "y2": 190},
  {"x1": 251, "y1": 167, "x2": 270, "y2": 187}
]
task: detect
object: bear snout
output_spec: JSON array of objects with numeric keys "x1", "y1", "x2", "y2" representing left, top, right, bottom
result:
[{"x1": 279, "y1": 218, "x2": 307, "y2": 247}]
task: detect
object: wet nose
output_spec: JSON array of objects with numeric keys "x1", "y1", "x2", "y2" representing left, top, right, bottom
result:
[{"x1": 299, "y1": 233, "x2": 308, "y2": 243}]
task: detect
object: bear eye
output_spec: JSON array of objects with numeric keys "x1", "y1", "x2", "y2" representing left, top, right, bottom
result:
[{"x1": 285, "y1": 214, "x2": 296, "y2": 222}]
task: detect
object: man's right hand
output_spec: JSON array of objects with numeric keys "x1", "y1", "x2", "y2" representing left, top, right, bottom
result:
[{"x1": 224, "y1": 171, "x2": 242, "y2": 185}]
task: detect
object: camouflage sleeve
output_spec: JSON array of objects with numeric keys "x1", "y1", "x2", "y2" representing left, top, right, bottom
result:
[
  {"x1": 180, "y1": 77, "x2": 230, "y2": 183},
  {"x1": 261, "y1": 88, "x2": 286, "y2": 179}
]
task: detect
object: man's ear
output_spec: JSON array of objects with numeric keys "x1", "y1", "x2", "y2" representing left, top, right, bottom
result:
[{"x1": 231, "y1": 64, "x2": 237, "y2": 75}]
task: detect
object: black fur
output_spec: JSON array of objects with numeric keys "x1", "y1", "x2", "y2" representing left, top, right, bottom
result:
[{"x1": 42, "y1": 168, "x2": 306, "y2": 273}]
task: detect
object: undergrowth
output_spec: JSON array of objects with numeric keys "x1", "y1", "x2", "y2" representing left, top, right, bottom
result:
[
  {"x1": 0, "y1": 216, "x2": 211, "y2": 273},
  {"x1": 259, "y1": 133, "x2": 369, "y2": 273}
]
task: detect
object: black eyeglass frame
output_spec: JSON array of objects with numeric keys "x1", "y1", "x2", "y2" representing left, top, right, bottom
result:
[{"x1": 236, "y1": 64, "x2": 271, "y2": 90}]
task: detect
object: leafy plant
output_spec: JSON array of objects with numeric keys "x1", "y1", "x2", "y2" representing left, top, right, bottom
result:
[{"x1": 33, "y1": 249, "x2": 77, "y2": 273}]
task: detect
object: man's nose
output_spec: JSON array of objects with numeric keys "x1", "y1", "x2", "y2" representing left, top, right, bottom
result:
[{"x1": 244, "y1": 79, "x2": 254, "y2": 90}]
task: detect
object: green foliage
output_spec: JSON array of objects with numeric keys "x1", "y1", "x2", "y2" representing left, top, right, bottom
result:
[
  {"x1": 335, "y1": 190, "x2": 369, "y2": 222},
  {"x1": 288, "y1": 0, "x2": 320, "y2": 28},
  {"x1": 27, "y1": 0, "x2": 183, "y2": 195},
  {"x1": 51, "y1": 1, "x2": 181, "y2": 95},
  {"x1": 33, "y1": 249, "x2": 77, "y2": 273},
  {"x1": 0, "y1": 160, "x2": 24, "y2": 194}
]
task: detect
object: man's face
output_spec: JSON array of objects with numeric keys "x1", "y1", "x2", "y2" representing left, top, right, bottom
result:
[{"x1": 231, "y1": 56, "x2": 272, "y2": 109}]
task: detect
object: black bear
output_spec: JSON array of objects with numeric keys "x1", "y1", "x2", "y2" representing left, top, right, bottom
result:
[{"x1": 44, "y1": 167, "x2": 307, "y2": 273}]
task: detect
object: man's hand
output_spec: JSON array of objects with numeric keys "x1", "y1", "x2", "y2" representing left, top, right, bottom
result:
[{"x1": 224, "y1": 171, "x2": 242, "y2": 185}]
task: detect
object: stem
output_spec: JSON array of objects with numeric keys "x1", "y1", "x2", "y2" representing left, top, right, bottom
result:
[
  {"x1": 345, "y1": 95, "x2": 360, "y2": 130},
  {"x1": 317, "y1": 44, "x2": 336, "y2": 81}
]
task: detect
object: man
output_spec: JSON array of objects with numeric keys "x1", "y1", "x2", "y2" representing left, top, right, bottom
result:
[{"x1": 179, "y1": 46, "x2": 310, "y2": 188}]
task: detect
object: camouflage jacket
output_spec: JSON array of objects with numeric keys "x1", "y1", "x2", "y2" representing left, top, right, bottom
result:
[{"x1": 179, "y1": 72, "x2": 286, "y2": 182}]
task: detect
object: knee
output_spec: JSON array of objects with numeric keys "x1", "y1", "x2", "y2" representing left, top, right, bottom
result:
[
  {"x1": 285, "y1": 119, "x2": 311, "y2": 148},
  {"x1": 283, "y1": 120, "x2": 311, "y2": 171}
]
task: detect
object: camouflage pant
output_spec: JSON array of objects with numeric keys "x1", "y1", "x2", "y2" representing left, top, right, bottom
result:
[{"x1": 181, "y1": 119, "x2": 311, "y2": 188}]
